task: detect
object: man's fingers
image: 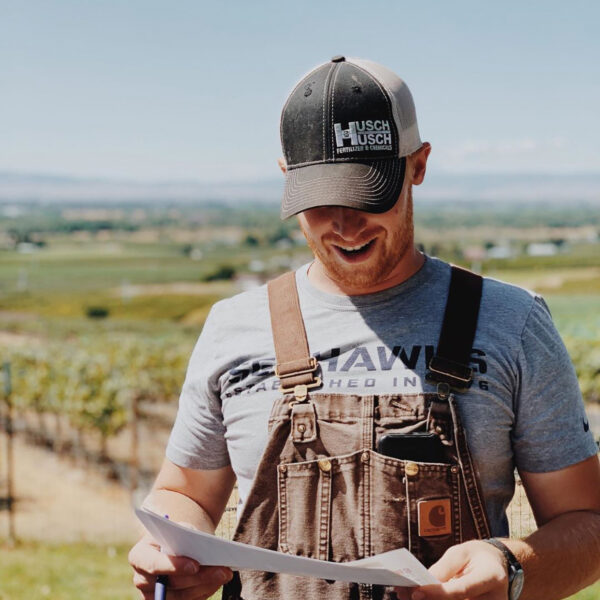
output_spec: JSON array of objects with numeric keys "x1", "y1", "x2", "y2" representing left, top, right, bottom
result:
[
  {"x1": 168, "y1": 567, "x2": 233, "y2": 590},
  {"x1": 406, "y1": 540, "x2": 509, "y2": 600},
  {"x1": 154, "y1": 583, "x2": 226, "y2": 600},
  {"x1": 142, "y1": 551, "x2": 199, "y2": 576},
  {"x1": 148, "y1": 585, "x2": 221, "y2": 600},
  {"x1": 129, "y1": 541, "x2": 199, "y2": 576},
  {"x1": 412, "y1": 580, "x2": 473, "y2": 600},
  {"x1": 427, "y1": 545, "x2": 469, "y2": 583},
  {"x1": 133, "y1": 570, "x2": 152, "y2": 591},
  {"x1": 441, "y1": 566, "x2": 505, "y2": 598},
  {"x1": 132, "y1": 566, "x2": 232, "y2": 595},
  {"x1": 393, "y1": 585, "x2": 415, "y2": 600},
  {"x1": 412, "y1": 569, "x2": 505, "y2": 600}
]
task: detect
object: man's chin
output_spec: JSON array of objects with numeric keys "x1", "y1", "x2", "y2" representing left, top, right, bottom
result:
[{"x1": 325, "y1": 262, "x2": 388, "y2": 290}]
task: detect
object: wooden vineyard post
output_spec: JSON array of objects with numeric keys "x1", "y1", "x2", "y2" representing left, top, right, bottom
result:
[
  {"x1": 129, "y1": 392, "x2": 139, "y2": 495},
  {"x1": 3, "y1": 361, "x2": 16, "y2": 545}
]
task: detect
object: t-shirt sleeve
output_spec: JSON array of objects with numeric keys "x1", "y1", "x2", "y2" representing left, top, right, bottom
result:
[
  {"x1": 512, "y1": 296, "x2": 598, "y2": 473},
  {"x1": 166, "y1": 303, "x2": 231, "y2": 470}
]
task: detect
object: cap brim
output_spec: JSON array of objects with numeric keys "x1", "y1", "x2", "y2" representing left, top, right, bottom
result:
[{"x1": 281, "y1": 157, "x2": 406, "y2": 219}]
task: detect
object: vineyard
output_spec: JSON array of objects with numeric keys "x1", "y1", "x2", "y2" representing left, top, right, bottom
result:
[
  {"x1": 3, "y1": 301, "x2": 599, "y2": 457},
  {"x1": 2, "y1": 332, "x2": 193, "y2": 490},
  {"x1": 2, "y1": 321, "x2": 598, "y2": 497}
]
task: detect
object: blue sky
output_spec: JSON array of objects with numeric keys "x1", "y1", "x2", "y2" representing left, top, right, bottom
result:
[{"x1": 2, "y1": 0, "x2": 599, "y2": 182}]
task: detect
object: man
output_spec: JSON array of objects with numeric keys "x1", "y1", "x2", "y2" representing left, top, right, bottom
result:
[{"x1": 129, "y1": 57, "x2": 600, "y2": 600}]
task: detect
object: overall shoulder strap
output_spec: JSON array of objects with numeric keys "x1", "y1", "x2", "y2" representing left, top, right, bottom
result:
[
  {"x1": 267, "y1": 271, "x2": 321, "y2": 397},
  {"x1": 426, "y1": 265, "x2": 483, "y2": 392}
]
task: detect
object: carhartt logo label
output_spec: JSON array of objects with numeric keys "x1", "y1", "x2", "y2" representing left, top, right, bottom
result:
[
  {"x1": 418, "y1": 499, "x2": 452, "y2": 537},
  {"x1": 333, "y1": 119, "x2": 392, "y2": 154}
]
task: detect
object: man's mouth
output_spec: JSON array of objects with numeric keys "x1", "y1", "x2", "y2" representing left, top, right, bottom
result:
[{"x1": 332, "y1": 238, "x2": 376, "y2": 261}]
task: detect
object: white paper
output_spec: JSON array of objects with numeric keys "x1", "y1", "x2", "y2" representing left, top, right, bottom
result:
[{"x1": 135, "y1": 507, "x2": 438, "y2": 587}]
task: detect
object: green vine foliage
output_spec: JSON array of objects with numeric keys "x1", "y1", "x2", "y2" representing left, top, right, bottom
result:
[
  {"x1": 3, "y1": 335, "x2": 191, "y2": 442},
  {"x1": 565, "y1": 337, "x2": 600, "y2": 405},
  {"x1": 2, "y1": 333, "x2": 597, "y2": 453}
]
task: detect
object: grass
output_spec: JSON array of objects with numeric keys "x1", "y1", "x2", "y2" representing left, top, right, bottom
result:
[
  {"x1": 483, "y1": 266, "x2": 600, "y2": 296},
  {"x1": 0, "y1": 541, "x2": 598, "y2": 599},
  {"x1": 0, "y1": 290, "x2": 222, "y2": 322},
  {"x1": 0, "y1": 254, "x2": 215, "y2": 293},
  {"x1": 545, "y1": 294, "x2": 600, "y2": 340},
  {"x1": 0, "y1": 542, "x2": 137, "y2": 600},
  {"x1": 0, "y1": 239, "x2": 303, "y2": 296}
]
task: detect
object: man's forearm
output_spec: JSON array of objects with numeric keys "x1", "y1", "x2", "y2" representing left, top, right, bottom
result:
[
  {"x1": 507, "y1": 510, "x2": 600, "y2": 600},
  {"x1": 141, "y1": 488, "x2": 218, "y2": 534}
]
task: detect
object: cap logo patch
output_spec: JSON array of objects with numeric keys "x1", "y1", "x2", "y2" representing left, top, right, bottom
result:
[
  {"x1": 417, "y1": 498, "x2": 452, "y2": 537},
  {"x1": 333, "y1": 120, "x2": 392, "y2": 154}
]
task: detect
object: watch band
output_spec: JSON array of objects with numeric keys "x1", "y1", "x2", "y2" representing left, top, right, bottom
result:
[{"x1": 484, "y1": 538, "x2": 524, "y2": 600}]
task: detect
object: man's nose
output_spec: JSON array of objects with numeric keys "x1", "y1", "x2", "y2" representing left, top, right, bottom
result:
[{"x1": 329, "y1": 207, "x2": 367, "y2": 239}]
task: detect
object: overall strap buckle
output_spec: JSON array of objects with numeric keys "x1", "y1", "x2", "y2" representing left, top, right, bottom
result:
[
  {"x1": 274, "y1": 356, "x2": 318, "y2": 379},
  {"x1": 268, "y1": 271, "x2": 323, "y2": 402},
  {"x1": 427, "y1": 356, "x2": 473, "y2": 392},
  {"x1": 280, "y1": 378, "x2": 323, "y2": 401},
  {"x1": 276, "y1": 356, "x2": 322, "y2": 401},
  {"x1": 277, "y1": 358, "x2": 322, "y2": 401}
]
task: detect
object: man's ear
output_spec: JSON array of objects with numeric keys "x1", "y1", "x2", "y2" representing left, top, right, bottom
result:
[
  {"x1": 277, "y1": 157, "x2": 287, "y2": 175},
  {"x1": 410, "y1": 142, "x2": 431, "y2": 186}
]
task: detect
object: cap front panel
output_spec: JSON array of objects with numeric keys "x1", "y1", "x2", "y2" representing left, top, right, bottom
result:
[
  {"x1": 330, "y1": 63, "x2": 398, "y2": 163},
  {"x1": 281, "y1": 63, "x2": 333, "y2": 167}
]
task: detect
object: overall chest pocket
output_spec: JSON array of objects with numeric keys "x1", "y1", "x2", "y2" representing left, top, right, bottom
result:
[
  {"x1": 366, "y1": 451, "x2": 462, "y2": 566},
  {"x1": 277, "y1": 448, "x2": 461, "y2": 566},
  {"x1": 277, "y1": 450, "x2": 365, "y2": 562}
]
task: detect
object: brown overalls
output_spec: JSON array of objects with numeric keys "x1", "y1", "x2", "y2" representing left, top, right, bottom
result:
[{"x1": 223, "y1": 266, "x2": 491, "y2": 600}]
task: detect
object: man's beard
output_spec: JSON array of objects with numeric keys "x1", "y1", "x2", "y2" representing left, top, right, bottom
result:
[{"x1": 302, "y1": 188, "x2": 415, "y2": 292}]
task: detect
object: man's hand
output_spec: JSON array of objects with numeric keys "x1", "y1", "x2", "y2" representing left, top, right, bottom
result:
[
  {"x1": 128, "y1": 533, "x2": 233, "y2": 600},
  {"x1": 128, "y1": 461, "x2": 237, "y2": 598},
  {"x1": 394, "y1": 540, "x2": 508, "y2": 600}
]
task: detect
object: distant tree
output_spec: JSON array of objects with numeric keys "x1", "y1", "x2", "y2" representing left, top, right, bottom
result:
[
  {"x1": 268, "y1": 225, "x2": 293, "y2": 245},
  {"x1": 86, "y1": 307, "x2": 110, "y2": 319},
  {"x1": 202, "y1": 265, "x2": 236, "y2": 281},
  {"x1": 243, "y1": 234, "x2": 260, "y2": 247}
]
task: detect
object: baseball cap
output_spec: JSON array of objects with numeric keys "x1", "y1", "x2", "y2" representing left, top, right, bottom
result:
[{"x1": 280, "y1": 56, "x2": 422, "y2": 219}]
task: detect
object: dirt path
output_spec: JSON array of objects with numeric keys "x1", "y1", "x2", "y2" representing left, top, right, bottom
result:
[{"x1": 1, "y1": 432, "x2": 144, "y2": 544}]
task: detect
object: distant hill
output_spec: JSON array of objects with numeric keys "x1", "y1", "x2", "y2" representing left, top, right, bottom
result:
[
  {"x1": 419, "y1": 172, "x2": 600, "y2": 204},
  {"x1": 1, "y1": 170, "x2": 599, "y2": 204},
  {"x1": 0, "y1": 171, "x2": 284, "y2": 203}
]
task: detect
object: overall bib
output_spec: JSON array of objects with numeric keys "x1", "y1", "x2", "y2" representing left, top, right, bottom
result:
[{"x1": 223, "y1": 266, "x2": 491, "y2": 600}]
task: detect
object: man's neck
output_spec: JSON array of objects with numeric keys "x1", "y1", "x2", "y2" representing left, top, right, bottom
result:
[{"x1": 306, "y1": 248, "x2": 425, "y2": 296}]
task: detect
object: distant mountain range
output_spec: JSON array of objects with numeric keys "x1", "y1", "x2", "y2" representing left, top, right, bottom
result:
[{"x1": 1, "y1": 170, "x2": 599, "y2": 204}]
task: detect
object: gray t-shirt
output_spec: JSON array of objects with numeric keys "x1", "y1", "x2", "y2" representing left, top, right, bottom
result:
[{"x1": 167, "y1": 256, "x2": 597, "y2": 536}]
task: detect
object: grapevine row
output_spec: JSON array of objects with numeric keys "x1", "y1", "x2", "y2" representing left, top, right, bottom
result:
[{"x1": 1, "y1": 334, "x2": 598, "y2": 469}]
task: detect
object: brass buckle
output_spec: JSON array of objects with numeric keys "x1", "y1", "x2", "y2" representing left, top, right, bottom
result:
[
  {"x1": 282, "y1": 377, "x2": 323, "y2": 402},
  {"x1": 428, "y1": 362, "x2": 472, "y2": 384},
  {"x1": 274, "y1": 356, "x2": 318, "y2": 379}
]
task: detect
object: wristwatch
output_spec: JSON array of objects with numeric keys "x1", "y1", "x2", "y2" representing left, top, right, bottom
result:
[{"x1": 484, "y1": 538, "x2": 524, "y2": 600}]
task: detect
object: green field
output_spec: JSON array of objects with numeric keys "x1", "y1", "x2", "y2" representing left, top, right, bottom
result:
[{"x1": 0, "y1": 543, "x2": 137, "y2": 600}]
